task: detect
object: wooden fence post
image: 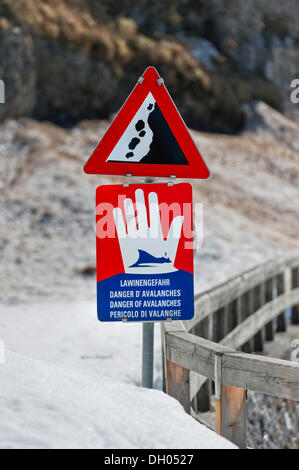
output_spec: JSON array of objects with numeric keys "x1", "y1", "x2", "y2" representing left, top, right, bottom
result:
[
  {"x1": 228, "y1": 299, "x2": 238, "y2": 333},
  {"x1": 241, "y1": 291, "x2": 254, "y2": 353},
  {"x1": 214, "y1": 354, "x2": 247, "y2": 448},
  {"x1": 253, "y1": 284, "x2": 265, "y2": 352},
  {"x1": 264, "y1": 278, "x2": 274, "y2": 341},
  {"x1": 215, "y1": 385, "x2": 247, "y2": 448},
  {"x1": 166, "y1": 359, "x2": 190, "y2": 414},
  {"x1": 276, "y1": 273, "x2": 287, "y2": 332},
  {"x1": 236, "y1": 295, "x2": 242, "y2": 327},
  {"x1": 214, "y1": 307, "x2": 227, "y2": 342},
  {"x1": 292, "y1": 268, "x2": 299, "y2": 324},
  {"x1": 193, "y1": 318, "x2": 211, "y2": 412}
]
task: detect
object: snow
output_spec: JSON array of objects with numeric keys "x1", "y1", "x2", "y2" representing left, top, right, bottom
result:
[
  {"x1": 0, "y1": 302, "x2": 236, "y2": 449},
  {"x1": 0, "y1": 302, "x2": 160, "y2": 386}
]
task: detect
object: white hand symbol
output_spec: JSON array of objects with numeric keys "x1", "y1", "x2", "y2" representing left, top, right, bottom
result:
[{"x1": 113, "y1": 189, "x2": 184, "y2": 274}]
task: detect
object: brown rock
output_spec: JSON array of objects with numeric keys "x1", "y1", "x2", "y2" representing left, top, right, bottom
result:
[{"x1": 116, "y1": 17, "x2": 137, "y2": 39}]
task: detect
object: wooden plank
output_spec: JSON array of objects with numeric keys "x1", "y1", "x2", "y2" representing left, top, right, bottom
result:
[
  {"x1": 165, "y1": 331, "x2": 299, "y2": 400},
  {"x1": 207, "y1": 313, "x2": 213, "y2": 340},
  {"x1": 260, "y1": 282, "x2": 266, "y2": 346},
  {"x1": 241, "y1": 290, "x2": 254, "y2": 353},
  {"x1": 192, "y1": 320, "x2": 211, "y2": 412},
  {"x1": 248, "y1": 290, "x2": 256, "y2": 352},
  {"x1": 276, "y1": 273, "x2": 287, "y2": 332},
  {"x1": 253, "y1": 284, "x2": 264, "y2": 352},
  {"x1": 292, "y1": 268, "x2": 299, "y2": 324},
  {"x1": 166, "y1": 359, "x2": 190, "y2": 414},
  {"x1": 163, "y1": 320, "x2": 186, "y2": 392},
  {"x1": 214, "y1": 354, "x2": 223, "y2": 401},
  {"x1": 223, "y1": 305, "x2": 230, "y2": 336},
  {"x1": 236, "y1": 295, "x2": 242, "y2": 326},
  {"x1": 165, "y1": 331, "x2": 233, "y2": 381},
  {"x1": 221, "y1": 351, "x2": 299, "y2": 401},
  {"x1": 215, "y1": 385, "x2": 247, "y2": 449},
  {"x1": 228, "y1": 299, "x2": 238, "y2": 333},
  {"x1": 265, "y1": 277, "x2": 274, "y2": 341},
  {"x1": 240, "y1": 291, "x2": 250, "y2": 353},
  {"x1": 213, "y1": 307, "x2": 227, "y2": 342}
]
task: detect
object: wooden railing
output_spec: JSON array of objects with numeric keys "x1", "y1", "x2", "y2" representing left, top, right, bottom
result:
[{"x1": 162, "y1": 254, "x2": 299, "y2": 448}]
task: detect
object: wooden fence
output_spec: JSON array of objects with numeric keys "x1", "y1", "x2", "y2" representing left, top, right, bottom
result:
[{"x1": 162, "y1": 254, "x2": 299, "y2": 448}]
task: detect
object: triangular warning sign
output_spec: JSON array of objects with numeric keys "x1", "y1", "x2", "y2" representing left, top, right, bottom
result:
[{"x1": 84, "y1": 67, "x2": 210, "y2": 179}]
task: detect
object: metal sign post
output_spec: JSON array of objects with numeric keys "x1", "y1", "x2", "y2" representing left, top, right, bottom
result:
[
  {"x1": 142, "y1": 322, "x2": 154, "y2": 388},
  {"x1": 141, "y1": 178, "x2": 155, "y2": 389}
]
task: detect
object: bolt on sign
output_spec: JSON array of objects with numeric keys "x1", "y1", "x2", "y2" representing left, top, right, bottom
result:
[{"x1": 96, "y1": 183, "x2": 194, "y2": 322}]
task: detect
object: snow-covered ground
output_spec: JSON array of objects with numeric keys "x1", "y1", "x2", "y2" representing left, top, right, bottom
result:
[
  {"x1": 0, "y1": 302, "x2": 159, "y2": 386},
  {"x1": 0, "y1": 302, "x2": 236, "y2": 449}
]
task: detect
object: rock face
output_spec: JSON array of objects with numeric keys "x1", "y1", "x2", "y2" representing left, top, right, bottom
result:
[
  {"x1": 204, "y1": 0, "x2": 299, "y2": 122},
  {"x1": 0, "y1": 0, "x2": 298, "y2": 131},
  {"x1": 0, "y1": 24, "x2": 36, "y2": 119}
]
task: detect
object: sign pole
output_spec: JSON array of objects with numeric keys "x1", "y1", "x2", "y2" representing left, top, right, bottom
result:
[
  {"x1": 141, "y1": 177, "x2": 155, "y2": 389},
  {"x1": 142, "y1": 322, "x2": 154, "y2": 388}
]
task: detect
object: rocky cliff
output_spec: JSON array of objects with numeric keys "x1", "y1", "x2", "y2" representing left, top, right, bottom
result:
[{"x1": 0, "y1": 0, "x2": 298, "y2": 132}]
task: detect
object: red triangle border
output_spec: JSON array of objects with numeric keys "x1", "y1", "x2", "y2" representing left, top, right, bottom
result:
[{"x1": 84, "y1": 67, "x2": 210, "y2": 179}]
